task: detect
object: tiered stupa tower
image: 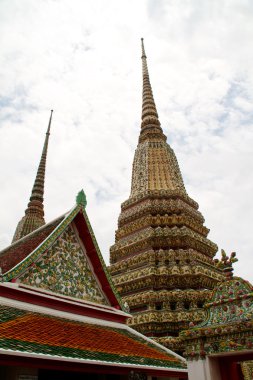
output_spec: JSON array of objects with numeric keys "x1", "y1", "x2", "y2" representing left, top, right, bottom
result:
[
  {"x1": 12, "y1": 110, "x2": 53, "y2": 242},
  {"x1": 109, "y1": 40, "x2": 225, "y2": 352}
]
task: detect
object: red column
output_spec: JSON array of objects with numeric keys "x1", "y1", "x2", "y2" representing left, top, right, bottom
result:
[{"x1": 219, "y1": 358, "x2": 244, "y2": 380}]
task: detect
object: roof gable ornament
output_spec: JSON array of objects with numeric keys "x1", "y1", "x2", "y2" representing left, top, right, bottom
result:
[{"x1": 76, "y1": 189, "x2": 87, "y2": 208}]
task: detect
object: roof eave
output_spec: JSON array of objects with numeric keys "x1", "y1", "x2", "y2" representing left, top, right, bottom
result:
[{"x1": 0, "y1": 349, "x2": 188, "y2": 375}]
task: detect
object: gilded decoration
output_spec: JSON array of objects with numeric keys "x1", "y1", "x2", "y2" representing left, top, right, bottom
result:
[
  {"x1": 123, "y1": 289, "x2": 211, "y2": 308},
  {"x1": 119, "y1": 195, "x2": 203, "y2": 225},
  {"x1": 19, "y1": 224, "x2": 108, "y2": 305},
  {"x1": 128, "y1": 309, "x2": 206, "y2": 325},
  {"x1": 111, "y1": 224, "x2": 218, "y2": 262},
  {"x1": 110, "y1": 248, "x2": 220, "y2": 275},
  {"x1": 241, "y1": 361, "x2": 253, "y2": 380},
  {"x1": 112, "y1": 264, "x2": 223, "y2": 286},
  {"x1": 130, "y1": 140, "x2": 186, "y2": 197},
  {"x1": 116, "y1": 213, "x2": 209, "y2": 241}
]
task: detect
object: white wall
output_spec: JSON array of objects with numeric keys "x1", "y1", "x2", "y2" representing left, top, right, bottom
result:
[{"x1": 187, "y1": 357, "x2": 221, "y2": 380}]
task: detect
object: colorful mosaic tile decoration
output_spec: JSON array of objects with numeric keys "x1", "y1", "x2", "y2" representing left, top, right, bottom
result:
[
  {"x1": 181, "y1": 276, "x2": 253, "y2": 359},
  {"x1": 241, "y1": 361, "x2": 253, "y2": 380},
  {"x1": 18, "y1": 225, "x2": 108, "y2": 305}
]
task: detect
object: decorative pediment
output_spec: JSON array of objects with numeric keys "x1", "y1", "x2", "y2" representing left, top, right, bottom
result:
[
  {"x1": 204, "y1": 277, "x2": 253, "y2": 325},
  {"x1": 181, "y1": 276, "x2": 253, "y2": 359},
  {"x1": 1, "y1": 191, "x2": 123, "y2": 309},
  {"x1": 18, "y1": 224, "x2": 108, "y2": 305}
]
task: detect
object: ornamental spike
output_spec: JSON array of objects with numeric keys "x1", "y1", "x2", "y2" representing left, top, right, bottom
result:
[
  {"x1": 76, "y1": 189, "x2": 87, "y2": 208},
  {"x1": 140, "y1": 38, "x2": 161, "y2": 133},
  {"x1": 141, "y1": 37, "x2": 146, "y2": 58},
  {"x1": 12, "y1": 110, "x2": 53, "y2": 242}
]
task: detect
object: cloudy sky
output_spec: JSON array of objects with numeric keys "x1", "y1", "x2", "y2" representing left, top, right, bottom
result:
[{"x1": 0, "y1": 0, "x2": 253, "y2": 282}]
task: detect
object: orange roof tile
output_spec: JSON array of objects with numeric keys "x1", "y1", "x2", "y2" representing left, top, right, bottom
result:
[{"x1": 0, "y1": 306, "x2": 185, "y2": 369}]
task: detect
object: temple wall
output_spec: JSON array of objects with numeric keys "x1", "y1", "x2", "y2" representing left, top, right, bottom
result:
[{"x1": 187, "y1": 358, "x2": 221, "y2": 380}]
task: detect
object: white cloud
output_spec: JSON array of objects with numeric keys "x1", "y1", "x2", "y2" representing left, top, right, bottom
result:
[{"x1": 0, "y1": 0, "x2": 253, "y2": 283}]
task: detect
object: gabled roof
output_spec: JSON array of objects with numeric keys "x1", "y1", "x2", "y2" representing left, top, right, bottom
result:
[
  {"x1": 0, "y1": 301, "x2": 187, "y2": 374},
  {"x1": 0, "y1": 215, "x2": 64, "y2": 273},
  {"x1": 0, "y1": 190, "x2": 123, "y2": 311}
]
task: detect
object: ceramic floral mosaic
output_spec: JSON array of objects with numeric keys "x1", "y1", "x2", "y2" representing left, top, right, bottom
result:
[
  {"x1": 205, "y1": 278, "x2": 253, "y2": 325},
  {"x1": 19, "y1": 224, "x2": 108, "y2": 305},
  {"x1": 181, "y1": 277, "x2": 253, "y2": 359}
]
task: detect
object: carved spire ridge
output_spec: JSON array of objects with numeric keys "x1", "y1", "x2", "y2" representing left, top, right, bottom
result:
[
  {"x1": 140, "y1": 38, "x2": 162, "y2": 135},
  {"x1": 29, "y1": 110, "x2": 53, "y2": 205},
  {"x1": 12, "y1": 110, "x2": 53, "y2": 242}
]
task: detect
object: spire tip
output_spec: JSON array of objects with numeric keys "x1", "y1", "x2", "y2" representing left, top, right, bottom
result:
[{"x1": 141, "y1": 38, "x2": 146, "y2": 58}]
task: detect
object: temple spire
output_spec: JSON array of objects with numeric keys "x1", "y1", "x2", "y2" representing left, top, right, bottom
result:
[
  {"x1": 109, "y1": 42, "x2": 220, "y2": 353},
  {"x1": 12, "y1": 110, "x2": 53, "y2": 242},
  {"x1": 130, "y1": 40, "x2": 186, "y2": 196},
  {"x1": 140, "y1": 38, "x2": 161, "y2": 132}
]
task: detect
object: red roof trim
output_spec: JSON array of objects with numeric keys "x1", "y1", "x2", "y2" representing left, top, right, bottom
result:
[
  {"x1": 0, "y1": 284, "x2": 127, "y2": 323},
  {"x1": 75, "y1": 211, "x2": 120, "y2": 308},
  {"x1": 0, "y1": 354, "x2": 188, "y2": 378}
]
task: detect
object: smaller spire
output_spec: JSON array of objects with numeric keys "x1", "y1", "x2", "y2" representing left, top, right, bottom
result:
[
  {"x1": 12, "y1": 110, "x2": 53, "y2": 242},
  {"x1": 29, "y1": 110, "x2": 53, "y2": 205}
]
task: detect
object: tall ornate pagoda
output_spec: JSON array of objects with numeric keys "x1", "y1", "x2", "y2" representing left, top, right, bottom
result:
[{"x1": 109, "y1": 39, "x2": 225, "y2": 352}]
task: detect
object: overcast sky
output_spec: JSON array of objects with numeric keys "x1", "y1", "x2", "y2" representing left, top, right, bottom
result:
[{"x1": 0, "y1": 0, "x2": 253, "y2": 282}]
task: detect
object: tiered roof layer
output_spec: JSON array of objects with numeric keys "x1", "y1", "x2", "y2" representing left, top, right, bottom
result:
[{"x1": 0, "y1": 304, "x2": 185, "y2": 370}]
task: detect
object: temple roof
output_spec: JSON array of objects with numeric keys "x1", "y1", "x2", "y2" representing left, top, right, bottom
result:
[
  {"x1": 0, "y1": 215, "x2": 64, "y2": 274},
  {"x1": 0, "y1": 304, "x2": 186, "y2": 371},
  {"x1": 0, "y1": 190, "x2": 123, "y2": 310},
  {"x1": 0, "y1": 185, "x2": 187, "y2": 376}
]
